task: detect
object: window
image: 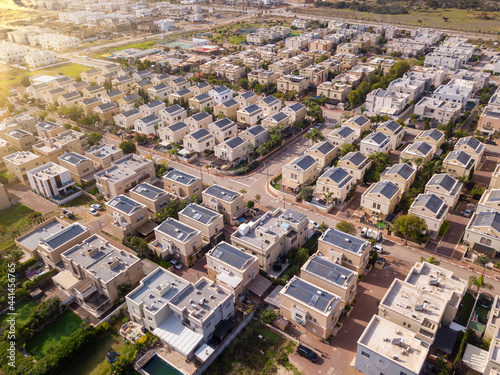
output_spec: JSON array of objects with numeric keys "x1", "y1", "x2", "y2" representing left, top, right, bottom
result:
[
  {"x1": 361, "y1": 351, "x2": 370, "y2": 359},
  {"x1": 480, "y1": 237, "x2": 492, "y2": 246}
]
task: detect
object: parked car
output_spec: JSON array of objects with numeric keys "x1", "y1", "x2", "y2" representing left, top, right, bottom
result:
[
  {"x1": 485, "y1": 140, "x2": 497, "y2": 145},
  {"x1": 62, "y1": 209, "x2": 75, "y2": 219},
  {"x1": 309, "y1": 220, "x2": 319, "y2": 229},
  {"x1": 372, "y1": 244, "x2": 384, "y2": 254},
  {"x1": 88, "y1": 207, "x2": 99, "y2": 216},
  {"x1": 170, "y1": 259, "x2": 182, "y2": 270},
  {"x1": 297, "y1": 345, "x2": 318, "y2": 363},
  {"x1": 463, "y1": 208, "x2": 472, "y2": 217},
  {"x1": 315, "y1": 123, "x2": 323, "y2": 129},
  {"x1": 91, "y1": 203, "x2": 103, "y2": 211}
]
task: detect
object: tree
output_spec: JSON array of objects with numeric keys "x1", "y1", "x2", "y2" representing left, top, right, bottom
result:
[
  {"x1": 316, "y1": 54, "x2": 328, "y2": 64},
  {"x1": 340, "y1": 143, "x2": 358, "y2": 156},
  {"x1": 39, "y1": 111, "x2": 48, "y2": 121},
  {"x1": 86, "y1": 132, "x2": 103, "y2": 146},
  {"x1": 336, "y1": 220, "x2": 356, "y2": 235},
  {"x1": 303, "y1": 128, "x2": 325, "y2": 144},
  {"x1": 299, "y1": 186, "x2": 314, "y2": 202},
  {"x1": 297, "y1": 247, "x2": 309, "y2": 265},
  {"x1": 245, "y1": 142, "x2": 255, "y2": 164},
  {"x1": 246, "y1": 200, "x2": 254, "y2": 209},
  {"x1": 255, "y1": 194, "x2": 261, "y2": 202},
  {"x1": 319, "y1": 222, "x2": 329, "y2": 233},
  {"x1": 391, "y1": 214, "x2": 428, "y2": 243},
  {"x1": 63, "y1": 123, "x2": 72, "y2": 130},
  {"x1": 468, "y1": 275, "x2": 493, "y2": 294},
  {"x1": 119, "y1": 140, "x2": 137, "y2": 155},
  {"x1": 348, "y1": 89, "x2": 361, "y2": 107},
  {"x1": 420, "y1": 256, "x2": 440, "y2": 265},
  {"x1": 134, "y1": 133, "x2": 148, "y2": 145},
  {"x1": 260, "y1": 308, "x2": 277, "y2": 324},
  {"x1": 20, "y1": 75, "x2": 31, "y2": 87}
]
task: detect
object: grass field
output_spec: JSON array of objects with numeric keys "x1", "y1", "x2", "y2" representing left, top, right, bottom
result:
[
  {"x1": 0, "y1": 301, "x2": 36, "y2": 328},
  {"x1": 0, "y1": 203, "x2": 35, "y2": 251},
  {"x1": 0, "y1": 1, "x2": 49, "y2": 23},
  {"x1": 205, "y1": 321, "x2": 300, "y2": 375},
  {"x1": 294, "y1": 7, "x2": 500, "y2": 34},
  {"x1": 59, "y1": 329, "x2": 138, "y2": 375},
  {"x1": 114, "y1": 40, "x2": 158, "y2": 51},
  {"x1": 26, "y1": 310, "x2": 83, "y2": 359},
  {"x1": 228, "y1": 35, "x2": 246, "y2": 44}
]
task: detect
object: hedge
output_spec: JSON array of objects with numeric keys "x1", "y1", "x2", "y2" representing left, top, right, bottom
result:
[
  {"x1": 18, "y1": 258, "x2": 37, "y2": 273},
  {"x1": 23, "y1": 269, "x2": 57, "y2": 290},
  {"x1": 439, "y1": 220, "x2": 450, "y2": 237}
]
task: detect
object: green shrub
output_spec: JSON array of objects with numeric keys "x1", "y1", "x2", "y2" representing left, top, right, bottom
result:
[
  {"x1": 18, "y1": 258, "x2": 37, "y2": 273},
  {"x1": 121, "y1": 316, "x2": 130, "y2": 324},
  {"x1": 439, "y1": 220, "x2": 450, "y2": 236},
  {"x1": 260, "y1": 308, "x2": 277, "y2": 324}
]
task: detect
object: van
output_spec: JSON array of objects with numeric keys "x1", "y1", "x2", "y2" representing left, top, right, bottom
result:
[{"x1": 297, "y1": 345, "x2": 319, "y2": 363}]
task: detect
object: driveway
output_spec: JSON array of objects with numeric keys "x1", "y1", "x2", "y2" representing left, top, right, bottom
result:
[
  {"x1": 289, "y1": 255, "x2": 412, "y2": 375},
  {"x1": 336, "y1": 185, "x2": 367, "y2": 221},
  {"x1": 6, "y1": 182, "x2": 57, "y2": 215},
  {"x1": 475, "y1": 156, "x2": 499, "y2": 187}
]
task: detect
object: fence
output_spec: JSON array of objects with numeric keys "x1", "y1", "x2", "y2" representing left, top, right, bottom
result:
[
  {"x1": 95, "y1": 301, "x2": 128, "y2": 327},
  {"x1": 194, "y1": 311, "x2": 254, "y2": 375}
]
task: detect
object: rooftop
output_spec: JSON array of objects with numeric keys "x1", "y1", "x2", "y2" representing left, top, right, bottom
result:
[
  {"x1": 208, "y1": 242, "x2": 255, "y2": 270},
  {"x1": 426, "y1": 173, "x2": 460, "y2": 193},
  {"x1": 86, "y1": 144, "x2": 122, "y2": 159},
  {"x1": 40, "y1": 223, "x2": 88, "y2": 251},
  {"x1": 155, "y1": 218, "x2": 200, "y2": 243},
  {"x1": 382, "y1": 163, "x2": 416, "y2": 181},
  {"x1": 288, "y1": 155, "x2": 317, "y2": 171},
  {"x1": 27, "y1": 162, "x2": 69, "y2": 180},
  {"x1": 366, "y1": 181, "x2": 399, "y2": 200},
  {"x1": 303, "y1": 255, "x2": 356, "y2": 288},
  {"x1": 59, "y1": 152, "x2": 91, "y2": 166},
  {"x1": 320, "y1": 228, "x2": 368, "y2": 254},
  {"x1": 282, "y1": 276, "x2": 339, "y2": 314},
  {"x1": 3, "y1": 151, "x2": 40, "y2": 165},
  {"x1": 179, "y1": 203, "x2": 222, "y2": 225},
  {"x1": 130, "y1": 183, "x2": 167, "y2": 201},
  {"x1": 17, "y1": 220, "x2": 68, "y2": 252},
  {"x1": 204, "y1": 185, "x2": 241, "y2": 202},
  {"x1": 107, "y1": 195, "x2": 145, "y2": 215},
  {"x1": 164, "y1": 169, "x2": 199, "y2": 186}
]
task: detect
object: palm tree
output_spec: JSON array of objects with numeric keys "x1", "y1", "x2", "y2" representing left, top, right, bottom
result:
[
  {"x1": 369, "y1": 152, "x2": 390, "y2": 168},
  {"x1": 420, "y1": 256, "x2": 440, "y2": 265},
  {"x1": 318, "y1": 222, "x2": 329, "y2": 233},
  {"x1": 468, "y1": 275, "x2": 493, "y2": 294},
  {"x1": 245, "y1": 142, "x2": 255, "y2": 164},
  {"x1": 323, "y1": 191, "x2": 335, "y2": 207},
  {"x1": 303, "y1": 128, "x2": 325, "y2": 145}
]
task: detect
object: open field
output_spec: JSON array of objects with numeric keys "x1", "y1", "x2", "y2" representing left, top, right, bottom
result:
[
  {"x1": 26, "y1": 310, "x2": 83, "y2": 359},
  {"x1": 0, "y1": 1, "x2": 49, "y2": 23},
  {"x1": 59, "y1": 329, "x2": 138, "y2": 375},
  {"x1": 114, "y1": 40, "x2": 158, "y2": 51},
  {"x1": 294, "y1": 7, "x2": 500, "y2": 34},
  {"x1": 0, "y1": 203, "x2": 35, "y2": 251}
]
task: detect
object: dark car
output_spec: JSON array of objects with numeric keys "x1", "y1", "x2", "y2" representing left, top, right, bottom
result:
[
  {"x1": 297, "y1": 345, "x2": 318, "y2": 362},
  {"x1": 406, "y1": 124, "x2": 416, "y2": 129},
  {"x1": 166, "y1": 167, "x2": 175, "y2": 172},
  {"x1": 486, "y1": 140, "x2": 497, "y2": 145}
]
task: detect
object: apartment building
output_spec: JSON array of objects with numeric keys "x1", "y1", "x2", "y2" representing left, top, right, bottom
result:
[
  {"x1": 129, "y1": 183, "x2": 170, "y2": 215},
  {"x1": 95, "y1": 154, "x2": 155, "y2": 198},
  {"x1": 179, "y1": 203, "x2": 224, "y2": 244},
  {"x1": 337, "y1": 152, "x2": 372, "y2": 183},
  {"x1": 282, "y1": 155, "x2": 321, "y2": 191},
  {"x1": 231, "y1": 208, "x2": 309, "y2": 272},
  {"x1": 85, "y1": 144, "x2": 124, "y2": 169},
  {"x1": 59, "y1": 234, "x2": 143, "y2": 317},
  {"x1": 27, "y1": 162, "x2": 79, "y2": 203},
  {"x1": 58, "y1": 152, "x2": 94, "y2": 184}
]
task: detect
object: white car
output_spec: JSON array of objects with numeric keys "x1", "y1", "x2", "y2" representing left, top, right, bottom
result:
[
  {"x1": 88, "y1": 207, "x2": 99, "y2": 216},
  {"x1": 372, "y1": 244, "x2": 383, "y2": 254},
  {"x1": 170, "y1": 259, "x2": 182, "y2": 270},
  {"x1": 91, "y1": 203, "x2": 103, "y2": 211},
  {"x1": 309, "y1": 220, "x2": 319, "y2": 229}
]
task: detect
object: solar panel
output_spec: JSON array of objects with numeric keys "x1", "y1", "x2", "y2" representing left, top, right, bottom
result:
[
  {"x1": 310, "y1": 295, "x2": 320, "y2": 306},
  {"x1": 193, "y1": 213, "x2": 202, "y2": 221},
  {"x1": 176, "y1": 232, "x2": 184, "y2": 240},
  {"x1": 214, "y1": 249, "x2": 223, "y2": 259}
]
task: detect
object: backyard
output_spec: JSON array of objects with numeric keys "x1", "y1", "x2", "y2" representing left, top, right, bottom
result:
[
  {"x1": 0, "y1": 203, "x2": 35, "y2": 251},
  {"x1": 59, "y1": 328, "x2": 139, "y2": 375},
  {"x1": 0, "y1": 301, "x2": 36, "y2": 328},
  {"x1": 456, "y1": 293, "x2": 475, "y2": 327},
  {"x1": 26, "y1": 309, "x2": 83, "y2": 359},
  {"x1": 204, "y1": 321, "x2": 301, "y2": 375}
]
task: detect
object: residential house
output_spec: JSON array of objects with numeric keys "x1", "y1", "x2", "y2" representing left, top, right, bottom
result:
[
  {"x1": 163, "y1": 169, "x2": 202, "y2": 201},
  {"x1": 361, "y1": 180, "x2": 400, "y2": 216},
  {"x1": 139, "y1": 100, "x2": 166, "y2": 117},
  {"x1": 305, "y1": 140, "x2": 338, "y2": 169},
  {"x1": 239, "y1": 125, "x2": 269, "y2": 148},
  {"x1": 315, "y1": 167, "x2": 354, "y2": 204},
  {"x1": 262, "y1": 112, "x2": 289, "y2": 129},
  {"x1": 360, "y1": 132, "x2": 392, "y2": 155},
  {"x1": 202, "y1": 185, "x2": 246, "y2": 224},
  {"x1": 237, "y1": 104, "x2": 264, "y2": 126},
  {"x1": 27, "y1": 162, "x2": 79, "y2": 203},
  {"x1": 169, "y1": 77, "x2": 191, "y2": 92},
  {"x1": 400, "y1": 141, "x2": 434, "y2": 166},
  {"x1": 3, "y1": 151, "x2": 42, "y2": 184},
  {"x1": 214, "y1": 136, "x2": 246, "y2": 164},
  {"x1": 58, "y1": 152, "x2": 94, "y2": 184},
  {"x1": 409, "y1": 193, "x2": 449, "y2": 233},
  {"x1": 282, "y1": 155, "x2": 321, "y2": 191},
  {"x1": 380, "y1": 163, "x2": 417, "y2": 192},
  {"x1": 343, "y1": 116, "x2": 371, "y2": 139},
  {"x1": 282, "y1": 103, "x2": 307, "y2": 124},
  {"x1": 160, "y1": 104, "x2": 188, "y2": 126},
  {"x1": 106, "y1": 194, "x2": 151, "y2": 239},
  {"x1": 257, "y1": 96, "x2": 282, "y2": 118},
  {"x1": 277, "y1": 75, "x2": 310, "y2": 94},
  {"x1": 58, "y1": 91, "x2": 82, "y2": 107},
  {"x1": 214, "y1": 99, "x2": 240, "y2": 121},
  {"x1": 82, "y1": 85, "x2": 106, "y2": 99},
  {"x1": 101, "y1": 90, "x2": 125, "y2": 105},
  {"x1": 147, "y1": 83, "x2": 170, "y2": 101},
  {"x1": 318, "y1": 228, "x2": 370, "y2": 272},
  {"x1": 118, "y1": 94, "x2": 139, "y2": 112},
  {"x1": 5, "y1": 129, "x2": 36, "y2": 151},
  {"x1": 377, "y1": 120, "x2": 404, "y2": 149},
  {"x1": 93, "y1": 102, "x2": 119, "y2": 124},
  {"x1": 184, "y1": 129, "x2": 216, "y2": 154},
  {"x1": 188, "y1": 93, "x2": 214, "y2": 112},
  {"x1": 134, "y1": 113, "x2": 163, "y2": 136},
  {"x1": 158, "y1": 122, "x2": 189, "y2": 145},
  {"x1": 491, "y1": 164, "x2": 500, "y2": 189},
  {"x1": 208, "y1": 86, "x2": 233, "y2": 106},
  {"x1": 442, "y1": 150, "x2": 474, "y2": 178},
  {"x1": 247, "y1": 69, "x2": 279, "y2": 86},
  {"x1": 465, "y1": 211, "x2": 500, "y2": 257},
  {"x1": 85, "y1": 144, "x2": 124, "y2": 169},
  {"x1": 79, "y1": 97, "x2": 101, "y2": 116},
  {"x1": 190, "y1": 81, "x2": 212, "y2": 96},
  {"x1": 114, "y1": 108, "x2": 141, "y2": 130},
  {"x1": 337, "y1": 152, "x2": 372, "y2": 182},
  {"x1": 179, "y1": 203, "x2": 224, "y2": 244},
  {"x1": 327, "y1": 126, "x2": 356, "y2": 148},
  {"x1": 414, "y1": 129, "x2": 445, "y2": 154},
  {"x1": 113, "y1": 75, "x2": 136, "y2": 92},
  {"x1": 169, "y1": 88, "x2": 194, "y2": 105},
  {"x1": 129, "y1": 182, "x2": 170, "y2": 216},
  {"x1": 234, "y1": 91, "x2": 258, "y2": 108},
  {"x1": 477, "y1": 189, "x2": 500, "y2": 214},
  {"x1": 454, "y1": 136, "x2": 485, "y2": 169},
  {"x1": 425, "y1": 173, "x2": 463, "y2": 208},
  {"x1": 414, "y1": 97, "x2": 461, "y2": 125},
  {"x1": 36, "y1": 121, "x2": 64, "y2": 139},
  {"x1": 365, "y1": 89, "x2": 409, "y2": 118}
]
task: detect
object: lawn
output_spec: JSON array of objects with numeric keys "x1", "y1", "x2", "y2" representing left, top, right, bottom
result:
[
  {"x1": 59, "y1": 329, "x2": 138, "y2": 375},
  {"x1": 228, "y1": 35, "x2": 246, "y2": 44},
  {"x1": 0, "y1": 301, "x2": 36, "y2": 328},
  {"x1": 457, "y1": 293, "x2": 475, "y2": 327},
  {"x1": 303, "y1": 232, "x2": 320, "y2": 254},
  {"x1": 205, "y1": 321, "x2": 300, "y2": 375},
  {"x1": 114, "y1": 40, "x2": 158, "y2": 51},
  {"x1": 26, "y1": 310, "x2": 83, "y2": 359},
  {"x1": 0, "y1": 203, "x2": 35, "y2": 251}
]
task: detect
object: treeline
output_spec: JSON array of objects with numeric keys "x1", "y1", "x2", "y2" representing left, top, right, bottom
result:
[{"x1": 315, "y1": 1, "x2": 409, "y2": 15}]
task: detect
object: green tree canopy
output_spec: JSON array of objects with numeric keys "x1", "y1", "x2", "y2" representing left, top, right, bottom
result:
[
  {"x1": 391, "y1": 214, "x2": 427, "y2": 242},
  {"x1": 119, "y1": 140, "x2": 137, "y2": 155},
  {"x1": 86, "y1": 132, "x2": 103, "y2": 147},
  {"x1": 336, "y1": 220, "x2": 356, "y2": 235}
]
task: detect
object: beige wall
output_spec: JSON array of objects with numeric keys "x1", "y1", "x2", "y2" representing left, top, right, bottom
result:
[
  {"x1": 163, "y1": 177, "x2": 202, "y2": 201},
  {"x1": 58, "y1": 158, "x2": 93, "y2": 184},
  {"x1": 317, "y1": 239, "x2": 370, "y2": 273}
]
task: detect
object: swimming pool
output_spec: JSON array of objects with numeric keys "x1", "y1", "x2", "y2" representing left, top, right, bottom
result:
[{"x1": 142, "y1": 354, "x2": 183, "y2": 375}]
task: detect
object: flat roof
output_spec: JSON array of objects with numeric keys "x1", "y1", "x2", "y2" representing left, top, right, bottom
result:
[
  {"x1": 86, "y1": 144, "x2": 122, "y2": 158},
  {"x1": 17, "y1": 220, "x2": 68, "y2": 252},
  {"x1": 358, "y1": 315, "x2": 428, "y2": 374}
]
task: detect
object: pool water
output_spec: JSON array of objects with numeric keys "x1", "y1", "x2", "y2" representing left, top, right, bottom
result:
[{"x1": 142, "y1": 355, "x2": 182, "y2": 375}]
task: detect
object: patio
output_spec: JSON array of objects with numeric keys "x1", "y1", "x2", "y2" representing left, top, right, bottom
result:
[{"x1": 119, "y1": 321, "x2": 145, "y2": 343}]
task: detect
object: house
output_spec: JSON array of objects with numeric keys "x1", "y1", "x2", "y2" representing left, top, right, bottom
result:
[
  {"x1": 160, "y1": 104, "x2": 187, "y2": 126},
  {"x1": 360, "y1": 132, "x2": 392, "y2": 155},
  {"x1": 118, "y1": 94, "x2": 139, "y2": 112},
  {"x1": 208, "y1": 86, "x2": 233, "y2": 105},
  {"x1": 68, "y1": 81, "x2": 90, "y2": 94},
  {"x1": 425, "y1": 173, "x2": 463, "y2": 208},
  {"x1": 183, "y1": 112, "x2": 211, "y2": 133},
  {"x1": 184, "y1": 129, "x2": 216, "y2": 154},
  {"x1": 126, "y1": 267, "x2": 234, "y2": 359},
  {"x1": 248, "y1": 69, "x2": 279, "y2": 86},
  {"x1": 147, "y1": 83, "x2": 170, "y2": 101},
  {"x1": 214, "y1": 99, "x2": 240, "y2": 121},
  {"x1": 282, "y1": 155, "x2": 321, "y2": 191},
  {"x1": 179, "y1": 203, "x2": 224, "y2": 244},
  {"x1": 214, "y1": 137, "x2": 246, "y2": 164},
  {"x1": 433, "y1": 79, "x2": 473, "y2": 108},
  {"x1": 151, "y1": 73, "x2": 170, "y2": 86},
  {"x1": 465, "y1": 211, "x2": 500, "y2": 257},
  {"x1": 58, "y1": 152, "x2": 94, "y2": 184},
  {"x1": 27, "y1": 162, "x2": 80, "y2": 204},
  {"x1": 317, "y1": 81, "x2": 351, "y2": 103},
  {"x1": 3, "y1": 151, "x2": 42, "y2": 184},
  {"x1": 101, "y1": 90, "x2": 125, "y2": 105},
  {"x1": 79, "y1": 97, "x2": 102, "y2": 115},
  {"x1": 58, "y1": 91, "x2": 82, "y2": 107},
  {"x1": 132, "y1": 69, "x2": 153, "y2": 82},
  {"x1": 282, "y1": 103, "x2": 307, "y2": 124},
  {"x1": 169, "y1": 88, "x2": 194, "y2": 105},
  {"x1": 206, "y1": 242, "x2": 259, "y2": 301},
  {"x1": 380, "y1": 163, "x2": 417, "y2": 192},
  {"x1": 85, "y1": 144, "x2": 124, "y2": 169},
  {"x1": 237, "y1": 104, "x2": 264, "y2": 126},
  {"x1": 202, "y1": 185, "x2": 246, "y2": 224},
  {"x1": 215, "y1": 64, "x2": 245, "y2": 84},
  {"x1": 478, "y1": 105, "x2": 500, "y2": 135},
  {"x1": 400, "y1": 141, "x2": 434, "y2": 166},
  {"x1": 134, "y1": 113, "x2": 162, "y2": 136},
  {"x1": 82, "y1": 85, "x2": 106, "y2": 99},
  {"x1": 257, "y1": 95, "x2": 282, "y2": 117},
  {"x1": 114, "y1": 108, "x2": 141, "y2": 130},
  {"x1": 0, "y1": 184, "x2": 8, "y2": 211},
  {"x1": 477, "y1": 189, "x2": 500, "y2": 214},
  {"x1": 361, "y1": 180, "x2": 400, "y2": 216},
  {"x1": 235, "y1": 92, "x2": 258, "y2": 108},
  {"x1": 387, "y1": 76, "x2": 426, "y2": 101},
  {"x1": 277, "y1": 75, "x2": 310, "y2": 94},
  {"x1": 409, "y1": 193, "x2": 449, "y2": 233},
  {"x1": 106, "y1": 195, "x2": 151, "y2": 239},
  {"x1": 300, "y1": 254, "x2": 357, "y2": 308},
  {"x1": 318, "y1": 228, "x2": 370, "y2": 272},
  {"x1": 280, "y1": 276, "x2": 341, "y2": 340},
  {"x1": 378, "y1": 279, "x2": 448, "y2": 344},
  {"x1": 343, "y1": 116, "x2": 371, "y2": 139},
  {"x1": 365, "y1": 89, "x2": 409, "y2": 118},
  {"x1": 163, "y1": 169, "x2": 202, "y2": 201},
  {"x1": 36, "y1": 121, "x2": 64, "y2": 139},
  {"x1": 139, "y1": 99, "x2": 166, "y2": 117},
  {"x1": 59, "y1": 234, "x2": 143, "y2": 317},
  {"x1": 5, "y1": 129, "x2": 36, "y2": 151},
  {"x1": 151, "y1": 218, "x2": 203, "y2": 266},
  {"x1": 207, "y1": 118, "x2": 237, "y2": 144},
  {"x1": 414, "y1": 97, "x2": 461, "y2": 125},
  {"x1": 442, "y1": 150, "x2": 474, "y2": 178},
  {"x1": 454, "y1": 136, "x2": 485, "y2": 169},
  {"x1": 377, "y1": 120, "x2": 404, "y2": 149},
  {"x1": 239, "y1": 125, "x2": 269, "y2": 148},
  {"x1": 315, "y1": 167, "x2": 354, "y2": 204},
  {"x1": 113, "y1": 75, "x2": 136, "y2": 92},
  {"x1": 190, "y1": 81, "x2": 212, "y2": 96},
  {"x1": 262, "y1": 112, "x2": 289, "y2": 130},
  {"x1": 305, "y1": 140, "x2": 338, "y2": 169},
  {"x1": 327, "y1": 126, "x2": 357, "y2": 148},
  {"x1": 188, "y1": 93, "x2": 214, "y2": 112},
  {"x1": 129, "y1": 183, "x2": 170, "y2": 216},
  {"x1": 169, "y1": 77, "x2": 190, "y2": 92},
  {"x1": 94, "y1": 154, "x2": 155, "y2": 198},
  {"x1": 355, "y1": 315, "x2": 429, "y2": 375},
  {"x1": 337, "y1": 152, "x2": 372, "y2": 182},
  {"x1": 414, "y1": 129, "x2": 445, "y2": 154},
  {"x1": 81, "y1": 68, "x2": 100, "y2": 83},
  {"x1": 93, "y1": 102, "x2": 119, "y2": 124},
  {"x1": 231, "y1": 208, "x2": 309, "y2": 272},
  {"x1": 158, "y1": 122, "x2": 189, "y2": 145}
]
